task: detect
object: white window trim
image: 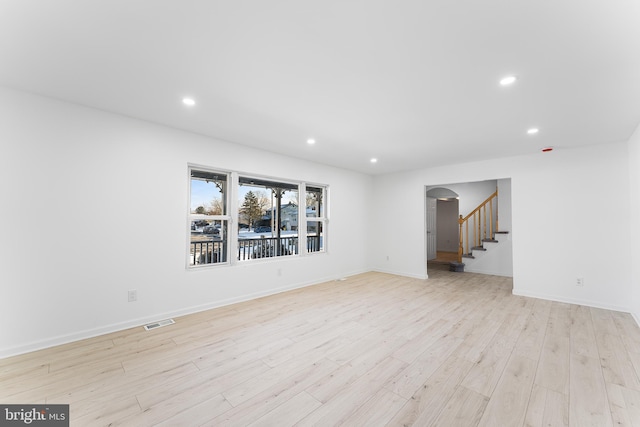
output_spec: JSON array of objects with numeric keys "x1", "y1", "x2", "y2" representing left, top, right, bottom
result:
[
  {"x1": 301, "y1": 183, "x2": 329, "y2": 255},
  {"x1": 188, "y1": 165, "x2": 329, "y2": 268},
  {"x1": 187, "y1": 165, "x2": 232, "y2": 268},
  {"x1": 237, "y1": 174, "x2": 301, "y2": 261},
  {"x1": 299, "y1": 183, "x2": 309, "y2": 256},
  {"x1": 229, "y1": 171, "x2": 239, "y2": 266}
]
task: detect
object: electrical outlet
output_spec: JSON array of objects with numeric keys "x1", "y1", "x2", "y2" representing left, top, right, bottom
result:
[
  {"x1": 277, "y1": 268, "x2": 282, "y2": 277},
  {"x1": 128, "y1": 290, "x2": 137, "y2": 302},
  {"x1": 576, "y1": 278, "x2": 584, "y2": 287}
]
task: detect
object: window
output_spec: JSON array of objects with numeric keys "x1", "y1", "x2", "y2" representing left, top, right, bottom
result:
[
  {"x1": 306, "y1": 185, "x2": 326, "y2": 253},
  {"x1": 188, "y1": 168, "x2": 229, "y2": 266},
  {"x1": 238, "y1": 176, "x2": 299, "y2": 260},
  {"x1": 187, "y1": 166, "x2": 327, "y2": 267}
]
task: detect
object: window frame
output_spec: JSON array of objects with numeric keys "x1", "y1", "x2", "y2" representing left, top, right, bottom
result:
[
  {"x1": 187, "y1": 165, "x2": 328, "y2": 268},
  {"x1": 187, "y1": 165, "x2": 232, "y2": 268},
  {"x1": 302, "y1": 183, "x2": 329, "y2": 255},
  {"x1": 237, "y1": 174, "x2": 301, "y2": 261}
]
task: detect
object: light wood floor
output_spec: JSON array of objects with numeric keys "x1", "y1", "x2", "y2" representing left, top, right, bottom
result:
[
  {"x1": 432, "y1": 251, "x2": 459, "y2": 263},
  {"x1": 3, "y1": 267, "x2": 640, "y2": 426}
]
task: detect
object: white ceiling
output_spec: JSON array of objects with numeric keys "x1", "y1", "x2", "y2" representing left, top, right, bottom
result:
[{"x1": 1, "y1": 0, "x2": 639, "y2": 175}]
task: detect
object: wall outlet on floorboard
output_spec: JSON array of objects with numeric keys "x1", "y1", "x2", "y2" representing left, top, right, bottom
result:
[
  {"x1": 576, "y1": 278, "x2": 584, "y2": 287},
  {"x1": 128, "y1": 290, "x2": 137, "y2": 302}
]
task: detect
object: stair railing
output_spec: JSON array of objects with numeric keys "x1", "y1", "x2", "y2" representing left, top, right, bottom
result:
[{"x1": 458, "y1": 190, "x2": 498, "y2": 263}]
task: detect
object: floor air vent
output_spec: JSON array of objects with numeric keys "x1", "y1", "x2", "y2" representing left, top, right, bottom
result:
[{"x1": 144, "y1": 318, "x2": 175, "y2": 331}]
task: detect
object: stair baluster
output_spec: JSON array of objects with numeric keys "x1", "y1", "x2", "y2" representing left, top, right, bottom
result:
[{"x1": 458, "y1": 189, "x2": 499, "y2": 263}]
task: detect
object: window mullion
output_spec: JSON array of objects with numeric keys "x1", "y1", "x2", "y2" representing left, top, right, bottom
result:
[
  {"x1": 229, "y1": 172, "x2": 239, "y2": 265},
  {"x1": 299, "y1": 183, "x2": 308, "y2": 255}
]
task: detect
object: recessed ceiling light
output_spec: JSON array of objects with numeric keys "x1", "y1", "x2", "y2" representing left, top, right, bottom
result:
[
  {"x1": 182, "y1": 97, "x2": 196, "y2": 106},
  {"x1": 527, "y1": 128, "x2": 539, "y2": 135},
  {"x1": 500, "y1": 75, "x2": 517, "y2": 86},
  {"x1": 370, "y1": 158, "x2": 378, "y2": 164},
  {"x1": 307, "y1": 138, "x2": 316, "y2": 145}
]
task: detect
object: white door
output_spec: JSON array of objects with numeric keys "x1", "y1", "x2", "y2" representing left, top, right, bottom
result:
[{"x1": 427, "y1": 197, "x2": 437, "y2": 260}]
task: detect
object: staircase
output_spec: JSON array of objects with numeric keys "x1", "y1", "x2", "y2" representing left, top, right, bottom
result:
[
  {"x1": 462, "y1": 230, "x2": 510, "y2": 260},
  {"x1": 456, "y1": 189, "x2": 510, "y2": 270},
  {"x1": 458, "y1": 230, "x2": 511, "y2": 275}
]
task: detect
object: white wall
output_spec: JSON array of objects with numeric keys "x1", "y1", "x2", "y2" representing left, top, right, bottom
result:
[
  {"x1": 372, "y1": 143, "x2": 631, "y2": 311},
  {"x1": 628, "y1": 122, "x2": 640, "y2": 323},
  {"x1": 497, "y1": 178, "x2": 512, "y2": 232},
  {"x1": 0, "y1": 87, "x2": 373, "y2": 357}
]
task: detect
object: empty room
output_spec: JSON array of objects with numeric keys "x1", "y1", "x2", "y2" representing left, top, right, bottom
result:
[{"x1": 2, "y1": 1, "x2": 640, "y2": 426}]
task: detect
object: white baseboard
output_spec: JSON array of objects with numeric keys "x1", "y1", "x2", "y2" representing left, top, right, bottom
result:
[
  {"x1": 464, "y1": 267, "x2": 513, "y2": 277},
  {"x1": 0, "y1": 270, "x2": 370, "y2": 359},
  {"x1": 10, "y1": 269, "x2": 632, "y2": 359},
  {"x1": 372, "y1": 267, "x2": 428, "y2": 280},
  {"x1": 512, "y1": 289, "x2": 630, "y2": 313}
]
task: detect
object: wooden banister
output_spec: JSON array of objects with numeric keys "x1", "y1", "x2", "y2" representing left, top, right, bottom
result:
[{"x1": 458, "y1": 190, "x2": 498, "y2": 263}]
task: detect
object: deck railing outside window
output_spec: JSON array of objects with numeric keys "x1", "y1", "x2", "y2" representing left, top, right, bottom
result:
[{"x1": 190, "y1": 235, "x2": 322, "y2": 265}]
